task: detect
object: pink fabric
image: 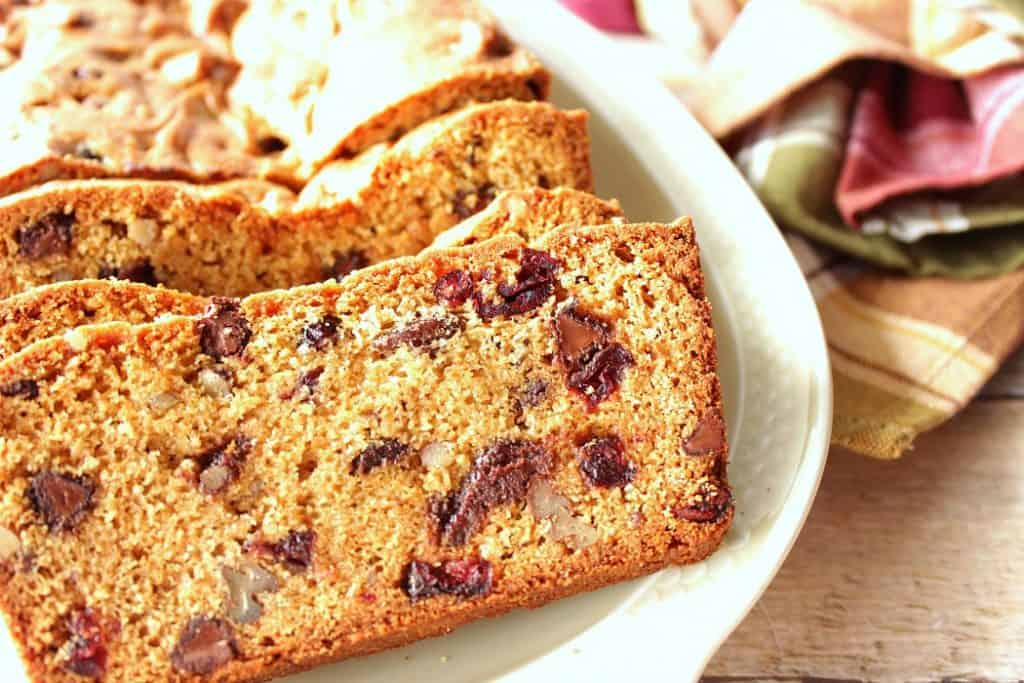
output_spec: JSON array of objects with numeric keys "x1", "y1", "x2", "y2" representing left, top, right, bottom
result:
[
  {"x1": 837, "y1": 62, "x2": 1024, "y2": 226},
  {"x1": 559, "y1": 0, "x2": 641, "y2": 34}
]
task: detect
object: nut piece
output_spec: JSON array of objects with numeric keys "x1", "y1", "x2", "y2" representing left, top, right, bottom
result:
[
  {"x1": 126, "y1": 218, "x2": 159, "y2": 248},
  {"x1": 170, "y1": 616, "x2": 239, "y2": 675},
  {"x1": 148, "y1": 392, "x2": 180, "y2": 414},
  {"x1": 419, "y1": 441, "x2": 454, "y2": 470},
  {"x1": 222, "y1": 561, "x2": 280, "y2": 624},
  {"x1": 197, "y1": 368, "x2": 232, "y2": 399},
  {"x1": 197, "y1": 299, "x2": 251, "y2": 359},
  {"x1": 402, "y1": 558, "x2": 493, "y2": 602},
  {"x1": 196, "y1": 436, "x2": 251, "y2": 496},
  {"x1": 17, "y1": 212, "x2": 74, "y2": 259},
  {"x1": 683, "y1": 408, "x2": 726, "y2": 456},
  {"x1": 578, "y1": 436, "x2": 636, "y2": 488},
  {"x1": 0, "y1": 526, "x2": 21, "y2": 565},
  {"x1": 430, "y1": 440, "x2": 553, "y2": 546},
  {"x1": 527, "y1": 479, "x2": 598, "y2": 549},
  {"x1": 27, "y1": 472, "x2": 96, "y2": 533}
]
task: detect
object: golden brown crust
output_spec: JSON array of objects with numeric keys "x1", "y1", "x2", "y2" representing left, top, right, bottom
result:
[
  {"x1": 0, "y1": 188, "x2": 617, "y2": 360},
  {"x1": 0, "y1": 221, "x2": 729, "y2": 682},
  {"x1": 0, "y1": 102, "x2": 591, "y2": 299}
]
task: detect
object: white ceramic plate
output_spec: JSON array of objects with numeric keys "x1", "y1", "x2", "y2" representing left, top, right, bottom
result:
[{"x1": 0, "y1": 3, "x2": 831, "y2": 681}]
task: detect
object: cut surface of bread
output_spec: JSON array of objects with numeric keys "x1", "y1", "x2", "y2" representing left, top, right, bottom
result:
[
  {"x1": 0, "y1": 188, "x2": 621, "y2": 360},
  {"x1": 0, "y1": 221, "x2": 729, "y2": 683},
  {"x1": 0, "y1": 102, "x2": 591, "y2": 299}
]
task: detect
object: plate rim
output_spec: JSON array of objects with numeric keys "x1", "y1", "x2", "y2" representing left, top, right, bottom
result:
[{"x1": 483, "y1": 2, "x2": 834, "y2": 680}]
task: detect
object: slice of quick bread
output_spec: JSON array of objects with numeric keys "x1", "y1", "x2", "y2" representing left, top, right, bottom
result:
[
  {"x1": 0, "y1": 188, "x2": 623, "y2": 359},
  {"x1": 0, "y1": 221, "x2": 730, "y2": 682},
  {"x1": 0, "y1": 102, "x2": 591, "y2": 299}
]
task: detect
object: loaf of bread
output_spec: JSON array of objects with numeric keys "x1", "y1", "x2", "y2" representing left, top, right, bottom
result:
[
  {"x1": 0, "y1": 101, "x2": 590, "y2": 299},
  {"x1": 0, "y1": 221, "x2": 730, "y2": 682},
  {"x1": 0, "y1": 188, "x2": 622, "y2": 360},
  {"x1": 0, "y1": 0, "x2": 546, "y2": 195}
]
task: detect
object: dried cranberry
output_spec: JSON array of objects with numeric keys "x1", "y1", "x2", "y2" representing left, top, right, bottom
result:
[
  {"x1": 64, "y1": 608, "x2": 116, "y2": 678},
  {"x1": 350, "y1": 439, "x2": 410, "y2": 474},
  {"x1": 98, "y1": 259, "x2": 158, "y2": 286},
  {"x1": 248, "y1": 529, "x2": 316, "y2": 572},
  {"x1": 195, "y1": 436, "x2": 251, "y2": 495},
  {"x1": 567, "y1": 344, "x2": 633, "y2": 409},
  {"x1": 323, "y1": 249, "x2": 369, "y2": 280},
  {"x1": 0, "y1": 379, "x2": 39, "y2": 400},
  {"x1": 673, "y1": 483, "x2": 732, "y2": 523},
  {"x1": 578, "y1": 436, "x2": 635, "y2": 488},
  {"x1": 170, "y1": 616, "x2": 238, "y2": 675},
  {"x1": 27, "y1": 472, "x2": 95, "y2": 533},
  {"x1": 284, "y1": 367, "x2": 324, "y2": 401},
  {"x1": 431, "y1": 440, "x2": 553, "y2": 546},
  {"x1": 402, "y1": 558, "x2": 493, "y2": 602},
  {"x1": 452, "y1": 183, "x2": 497, "y2": 219},
  {"x1": 196, "y1": 298, "x2": 251, "y2": 359},
  {"x1": 299, "y1": 316, "x2": 341, "y2": 352},
  {"x1": 17, "y1": 212, "x2": 74, "y2": 259},
  {"x1": 473, "y1": 249, "x2": 561, "y2": 320},
  {"x1": 372, "y1": 315, "x2": 464, "y2": 356},
  {"x1": 683, "y1": 408, "x2": 726, "y2": 456},
  {"x1": 433, "y1": 270, "x2": 474, "y2": 307}
]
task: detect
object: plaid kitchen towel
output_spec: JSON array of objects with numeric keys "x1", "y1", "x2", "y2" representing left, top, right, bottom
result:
[{"x1": 563, "y1": 0, "x2": 1024, "y2": 458}]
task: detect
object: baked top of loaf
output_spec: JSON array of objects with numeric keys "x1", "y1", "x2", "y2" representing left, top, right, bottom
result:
[
  {"x1": 0, "y1": 187, "x2": 622, "y2": 360},
  {"x1": 0, "y1": 0, "x2": 546, "y2": 196},
  {"x1": 0, "y1": 221, "x2": 730, "y2": 682},
  {"x1": 0, "y1": 101, "x2": 591, "y2": 299},
  {"x1": 229, "y1": 0, "x2": 549, "y2": 172}
]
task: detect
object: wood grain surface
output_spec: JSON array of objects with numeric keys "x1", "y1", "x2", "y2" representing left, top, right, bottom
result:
[{"x1": 702, "y1": 348, "x2": 1024, "y2": 683}]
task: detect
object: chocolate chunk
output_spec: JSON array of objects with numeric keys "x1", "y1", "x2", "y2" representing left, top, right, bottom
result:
[
  {"x1": 248, "y1": 529, "x2": 316, "y2": 573},
  {"x1": 434, "y1": 270, "x2": 474, "y2": 307},
  {"x1": 17, "y1": 212, "x2": 74, "y2": 260},
  {"x1": 98, "y1": 259, "x2": 158, "y2": 286},
  {"x1": 170, "y1": 617, "x2": 239, "y2": 675},
  {"x1": 196, "y1": 298, "x2": 251, "y2": 359},
  {"x1": 402, "y1": 558, "x2": 492, "y2": 603},
  {"x1": 481, "y1": 29, "x2": 515, "y2": 58},
  {"x1": 431, "y1": 440, "x2": 553, "y2": 546},
  {"x1": 0, "y1": 379, "x2": 39, "y2": 400},
  {"x1": 473, "y1": 249, "x2": 561, "y2": 320},
  {"x1": 64, "y1": 608, "x2": 116, "y2": 678},
  {"x1": 73, "y1": 143, "x2": 103, "y2": 161},
  {"x1": 673, "y1": 483, "x2": 733, "y2": 523},
  {"x1": 299, "y1": 316, "x2": 341, "y2": 352},
  {"x1": 683, "y1": 408, "x2": 726, "y2": 456},
  {"x1": 372, "y1": 315, "x2": 464, "y2": 356},
  {"x1": 555, "y1": 305, "x2": 611, "y2": 368},
  {"x1": 452, "y1": 183, "x2": 497, "y2": 219},
  {"x1": 27, "y1": 472, "x2": 95, "y2": 533},
  {"x1": 196, "y1": 436, "x2": 251, "y2": 496},
  {"x1": 350, "y1": 439, "x2": 410, "y2": 475},
  {"x1": 256, "y1": 136, "x2": 287, "y2": 154},
  {"x1": 578, "y1": 436, "x2": 635, "y2": 488},
  {"x1": 323, "y1": 249, "x2": 369, "y2": 281}
]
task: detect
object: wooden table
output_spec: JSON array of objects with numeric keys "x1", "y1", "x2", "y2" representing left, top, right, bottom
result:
[{"x1": 702, "y1": 349, "x2": 1024, "y2": 683}]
